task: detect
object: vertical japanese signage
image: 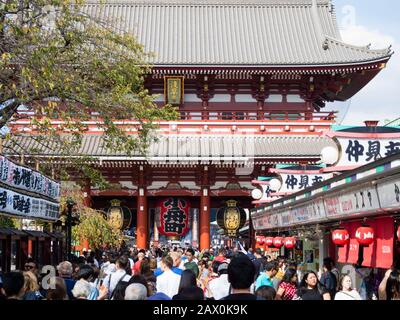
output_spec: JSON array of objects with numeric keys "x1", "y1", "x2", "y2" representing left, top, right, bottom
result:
[{"x1": 164, "y1": 76, "x2": 184, "y2": 105}]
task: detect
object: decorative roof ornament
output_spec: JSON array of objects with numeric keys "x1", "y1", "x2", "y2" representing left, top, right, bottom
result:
[{"x1": 322, "y1": 38, "x2": 329, "y2": 50}]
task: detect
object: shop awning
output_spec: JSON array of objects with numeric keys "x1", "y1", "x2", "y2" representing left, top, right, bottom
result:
[{"x1": 338, "y1": 217, "x2": 394, "y2": 269}]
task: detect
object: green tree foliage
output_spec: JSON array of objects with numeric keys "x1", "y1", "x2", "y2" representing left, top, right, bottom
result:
[
  {"x1": 0, "y1": 215, "x2": 15, "y2": 228},
  {"x1": 61, "y1": 183, "x2": 121, "y2": 249},
  {"x1": 1, "y1": 0, "x2": 177, "y2": 185},
  {"x1": 72, "y1": 210, "x2": 120, "y2": 250}
]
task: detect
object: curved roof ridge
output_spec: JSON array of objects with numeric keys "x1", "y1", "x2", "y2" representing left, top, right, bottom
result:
[{"x1": 324, "y1": 35, "x2": 393, "y2": 56}]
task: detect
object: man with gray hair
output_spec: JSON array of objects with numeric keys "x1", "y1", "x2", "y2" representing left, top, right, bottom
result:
[
  {"x1": 124, "y1": 283, "x2": 147, "y2": 300},
  {"x1": 57, "y1": 261, "x2": 75, "y2": 300}
]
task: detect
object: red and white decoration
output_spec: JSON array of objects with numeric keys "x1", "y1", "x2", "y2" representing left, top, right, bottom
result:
[
  {"x1": 273, "y1": 236, "x2": 284, "y2": 248},
  {"x1": 265, "y1": 237, "x2": 274, "y2": 247},
  {"x1": 284, "y1": 237, "x2": 296, "y2": 249},
  {"x1": 355, "y1": 226, "x2": 375, "y2": 246},
  {"x1": 332, "y1": 229, "x2": 350, "y2": 246},
  {"x1": 256, "y1": 235, "x2": 265, "y2": 245},
  {"x1": 156, "y1": 198, "x2": 190, "y2": 237}
]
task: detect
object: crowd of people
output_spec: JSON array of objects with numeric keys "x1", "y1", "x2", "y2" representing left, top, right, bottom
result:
[{"x1": 1, "y1": 245, "x2": 399, "y2": 301}]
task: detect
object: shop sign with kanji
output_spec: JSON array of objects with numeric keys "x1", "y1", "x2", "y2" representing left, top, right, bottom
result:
[
  {"x1": 0, "y1": 156, "x2": 60, "y2": 200},
  {"x1": 376, "y1": 175, "x2": 400, "y2": 210},
  {"x1": 334, "y1": 137, "x2": 400, "y2": 168},
  {"x1": 279, "y1": 173, "x2": 333, "y2": 193},
  {"x1": 323, "y1": 182, "x2": 380, "y2": 218},
  {"x1": 0, "y1": 186, "x2": 59, "y2": 221}
]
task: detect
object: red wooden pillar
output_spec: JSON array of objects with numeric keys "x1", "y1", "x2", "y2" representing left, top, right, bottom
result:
[
  {"x1": 137, "y1": 187, "x2": 148, "y2": 249},
  {"x1": 28, "y1": 239, "x2": 32, "y2": 257},
  {"x1": 200, "y1": 187, "x2": 210, "y2": 251}
]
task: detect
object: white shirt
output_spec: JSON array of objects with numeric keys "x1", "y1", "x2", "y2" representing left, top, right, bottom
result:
[
  {"x1": 156, "y1": 269, "x2": 181, "y2": 298},
  {"x1": 208, "y1": 274, "x2": 230, "y2": 300},
  {"x1": 102, "y1": 269, "x2": 131, "y2": 296},
  {"x1": 335, "y1": 290, "x2": 362, "y2": 300}
]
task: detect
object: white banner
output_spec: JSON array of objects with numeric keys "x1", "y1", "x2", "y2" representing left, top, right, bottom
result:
[
  {"x1": 323, "y1": 183, "x2": 380, "y2": 218},
  {"x1": 280, "y1": 199, "x2": 326, "y2": 227},
  {"x1": 377, "y1": 176, "x2": 400, "y2": 210},
  {"x1": 335, "y1": 137, "x2": 400, "y2": 167},
  {"x1": 0, "y1": 156, "x2": 60, "y2": 200},
  {"x1": 279, "y1": 173, "x2": 333, "y2": 193},
  {"x1": 0, "y1": 186, "x2": 59, "y2": 221}
]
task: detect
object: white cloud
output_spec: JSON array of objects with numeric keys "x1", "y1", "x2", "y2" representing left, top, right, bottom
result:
[{"x1": 328, "y1": 25, "x2": 400, "y2": 125}]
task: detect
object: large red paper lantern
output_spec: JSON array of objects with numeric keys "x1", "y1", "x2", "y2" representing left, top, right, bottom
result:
[
  {"x1": 355, "y1": 226, "x2": 375, "y2": 246},
  {"x1": 332, "y1": 229, "x2": 350, "y2": 246},
  {"x1": 273, "y1": 237, "x2": 284, "y2": 248},
  {"x1": 156, "y1": 198, "x2": 190, "y2": 237},
  {"x1": 256, "y1": 235, "x2": 265, "y2": 245},
  {"x1": 284, "y1": 237, "x2": 296, "y2": 249},
  {"x1": 265, "y1": 237, "x2": 274, "y2": 247}
]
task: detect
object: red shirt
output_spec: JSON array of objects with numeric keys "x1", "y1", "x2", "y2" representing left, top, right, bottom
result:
[
  {"x1": 133, "y1": 260, "x2": 142, "y2": 275},
  {"x1": 213, "y1": 256, "x2": 226, "y2": 263},
  {"x1": 278, "y1": 282, "x2": 297, "y2": 300}
]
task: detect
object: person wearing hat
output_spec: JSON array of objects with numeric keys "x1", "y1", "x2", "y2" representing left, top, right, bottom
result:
[{"x1": 208, "y1": 262, "x2": 230, "y2": 300}]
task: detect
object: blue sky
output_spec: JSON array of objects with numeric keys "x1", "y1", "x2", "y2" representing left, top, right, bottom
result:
[{"x1": 328, "y1": 0, "x2": 400, "y2": 125}]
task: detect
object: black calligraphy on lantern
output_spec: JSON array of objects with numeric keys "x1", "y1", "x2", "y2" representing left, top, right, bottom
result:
[
  {"x1": 285, "y1": 175, "x2": 298, "y2": 190},
  {"x1": 365, "y1": 141, "x2": 381, "y2": 161},
  {"x1": 395, "y1": 184, "x2": 400, "y2": 202},
  {"x1": 163, "y1": 198, "x2": 187, "y2": 234},
  {"x1": 346, "y1": 140, "x2": 364, "y2": 162}
]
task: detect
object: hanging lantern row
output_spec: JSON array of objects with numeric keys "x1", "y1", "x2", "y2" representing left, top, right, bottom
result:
[
  {"x1": 256, "y1": 236, "x2": 296, "y2": 249},
  {"x1": 331, "y1": 226, "x2": 375, "y2": 247},
  {"x1": 256, "y1": 235, "x2": 265, "y2": 245}
]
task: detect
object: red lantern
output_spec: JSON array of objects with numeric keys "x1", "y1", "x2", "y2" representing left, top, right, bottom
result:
[
  {"x1": 284, "y1": 237, "x2": 296, "y2": 249},
  {"x1": 273, "y1": 237, "x2": 284, "y2": 248},
  {"x1": 397, "y1": 226, "x2": 400, "y2": 240},
  {"x1": 265, "y1": 237, "x2": 274, "y2": 246},
  {"x1": 256, "y1": 235, "x2": 265, "y2": 245},
  {"x1": 355, "y1": 226, "x2": 375, "y2": 246},
  {"x1": 331, "y1": 229, "x2": 350, "y2": 246},
  {"x1": 156, "y1": 198, "x2": 190, "y2": 237}
]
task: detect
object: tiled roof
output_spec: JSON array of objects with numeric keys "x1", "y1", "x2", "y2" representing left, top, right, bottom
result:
[
  {"x1": 81, "y1": 0, "x2": 392, "y2": 66},
  {"x1": 4, "y1": 134, "x2": 336, "y2": 160}
]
